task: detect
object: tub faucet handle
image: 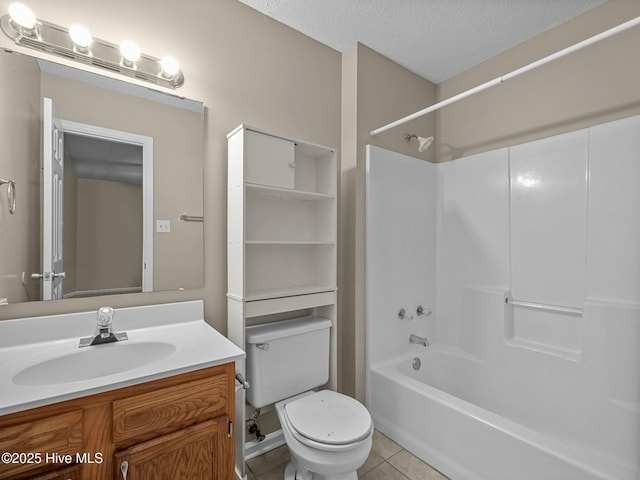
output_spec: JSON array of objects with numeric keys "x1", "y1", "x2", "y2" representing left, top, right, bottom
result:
[
  {"x1": 416, "y1": 305, "x2": 432, "y2": 317},
  {"x1": 398, "y1": 308, "x2": 413, "y2": 320}
]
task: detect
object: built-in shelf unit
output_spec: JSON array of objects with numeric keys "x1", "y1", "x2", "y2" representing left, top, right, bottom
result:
[{"x1": 226, "y1": 125, "x2": 338, "y2": 466}]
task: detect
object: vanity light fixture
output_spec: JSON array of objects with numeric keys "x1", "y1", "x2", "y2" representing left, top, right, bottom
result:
[{"x1": 1, "y1": 3, "x2": 184, "y2": 89}]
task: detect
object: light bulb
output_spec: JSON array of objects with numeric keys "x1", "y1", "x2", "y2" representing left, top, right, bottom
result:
[
  {"x1": 160, "y1": 55, "x2": 179, "y2": 77},
  {"x1": 120, "y1": 40, "x2": 140, "y2": 63},
  {"x1": 8, "y1": 2, "x2": 36, "y2": 30},
  {"x1": 69, "y1": 24, "x2": 92, "y2": 49}
]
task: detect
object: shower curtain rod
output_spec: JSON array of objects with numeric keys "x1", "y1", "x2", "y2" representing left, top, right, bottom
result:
[{"x1": 370, "y1": 15, "x2": 640, "y2": 137}]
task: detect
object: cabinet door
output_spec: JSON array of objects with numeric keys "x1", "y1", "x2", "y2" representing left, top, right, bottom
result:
[
  {"x1": 245, "y1": 130, "x2": 295, "y2": 189},
  {"x1": 114, "y1": 417, "x2": 232, "y2": 480},
  {"x1": 0, "y1": 410, "x2": 83, "y2": 480},
  {"x1": 112, "y1": 373, "x2": 229, "y2": 446},
  {"x1": 27, "y1": 465, "x2": 81, "y2": 480}
]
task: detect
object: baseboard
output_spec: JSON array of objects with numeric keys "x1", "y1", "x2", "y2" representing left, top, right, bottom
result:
[{"x1": 244, "y1": 429, "x2": 286, "y2": 461}]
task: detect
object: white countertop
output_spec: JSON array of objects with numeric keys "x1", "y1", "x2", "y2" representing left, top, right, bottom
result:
[{"x1": 0, "y1": 300, "x2": 245, "y2": 416}]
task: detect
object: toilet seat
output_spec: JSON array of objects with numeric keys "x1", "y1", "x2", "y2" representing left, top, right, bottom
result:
[{"x1": 283, "y1": 390, "x2": 373, "y2": 449}]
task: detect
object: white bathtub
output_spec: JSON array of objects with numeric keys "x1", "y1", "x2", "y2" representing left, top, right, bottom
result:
[{"x1": 367, "y1": 347, "x2": 637, "y2": 480}]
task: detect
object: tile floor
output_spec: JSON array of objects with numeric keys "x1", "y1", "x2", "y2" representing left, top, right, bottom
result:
[{"x1": 246, "y1": 430, "x2": 450, "y2": 480}]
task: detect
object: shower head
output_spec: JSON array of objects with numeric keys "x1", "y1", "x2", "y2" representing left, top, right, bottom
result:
[
  {"x1": 404, "y1": 133, "x2": 434, "y2": 153},
  {"x1": 417, "y1": 136, "x2": 434, "y2": 152}
]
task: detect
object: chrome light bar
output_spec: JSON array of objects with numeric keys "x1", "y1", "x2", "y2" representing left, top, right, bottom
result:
[{"x1": 1, "y1": 12, "x2": 184, "y2": 89}]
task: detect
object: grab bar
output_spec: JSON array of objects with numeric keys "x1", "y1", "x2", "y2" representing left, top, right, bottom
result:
[{"x1": 506, "y1": 298, "x2": 582, "y2": 316}]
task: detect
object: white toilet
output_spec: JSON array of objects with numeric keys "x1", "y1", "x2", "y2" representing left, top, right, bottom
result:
[{"x1": 245, "y1": 316, "x2": 373, "y2": 480}]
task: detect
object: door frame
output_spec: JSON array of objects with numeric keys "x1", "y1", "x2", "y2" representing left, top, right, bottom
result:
[
  {"x1": 59, "y1": 119, "x2": 154, "y2": 292},
  {"x1": 42, "y1": 97, "x2": 65, "y2": 300}
]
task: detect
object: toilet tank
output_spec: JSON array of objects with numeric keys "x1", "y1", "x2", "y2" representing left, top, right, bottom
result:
[{"x1": 245, "y1": 316, "x2": 331, "y2": 408}]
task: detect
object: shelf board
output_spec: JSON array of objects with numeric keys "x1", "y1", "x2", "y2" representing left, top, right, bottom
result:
[
  {"x1": 246, "y1": 286, "x2": 337, "y2": 302},
  {"x1": 245, "y1": 240, "x2": 335, "y2": 245},
  {"x1": 246, "y1": 183, "x2": 335, "y2": 201}
]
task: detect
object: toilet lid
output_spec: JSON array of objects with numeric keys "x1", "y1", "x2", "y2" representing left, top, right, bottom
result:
[{"x1": 284, "y1": 390, "x2": 372, "y2": 445}]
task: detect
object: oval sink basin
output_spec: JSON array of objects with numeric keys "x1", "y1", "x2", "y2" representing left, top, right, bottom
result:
[{"x1": 13, "y1": 341, "x2": 177, "y2": 386}]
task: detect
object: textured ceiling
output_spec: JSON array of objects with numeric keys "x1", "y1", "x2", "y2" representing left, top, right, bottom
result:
[{"x1": 237, "y1": 0, "x2": 607, "y2": 83}]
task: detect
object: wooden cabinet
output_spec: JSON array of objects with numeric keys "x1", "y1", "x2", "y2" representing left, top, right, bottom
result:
[
  {"x1": 112, "y1": 374, "x2": 229, "y2": 445},
  {"x1": 0, "y1": 363, "x2": 235, "y2": 480},
  {"x1": 28, "y1": 465, "x2": 81, "y2": 480},
  {"x1": 0, "y1": 411, "x2": 83, "y2": 479},
  {"x1": 114, "y1": 417, "x2": 231, "y2": 480}
]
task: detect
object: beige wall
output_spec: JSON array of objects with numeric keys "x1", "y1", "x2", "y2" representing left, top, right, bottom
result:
[
  {"x1": 0, "y1": 0, "x2": 342, "y2": 339},
  {"x1": 340, "y1": 44, "x2": 436, "y2": 400},
  {"x1": 436, "y1": 0, "x2": 640, "y2": 162},
  {"x1": 75, "y1": 178, "x2": 143, "y2": 293},
  {"x1": 61, "y1": 153, "x2": 141, "y2": 297},
  {"x1": 0, "y1": 51, "x2": 41, "y2": 303}
]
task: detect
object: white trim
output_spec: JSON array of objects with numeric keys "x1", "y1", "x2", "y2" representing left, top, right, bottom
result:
[
  {"x1": 244, "y1": 430, "x2": 286, "y2": 461},
  {"x1": 59, "y1": 119, "x2": 154, "y2": 292}
]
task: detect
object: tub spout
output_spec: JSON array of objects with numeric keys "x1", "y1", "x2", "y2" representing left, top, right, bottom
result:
[{"x1": 409, "y1": 334, "x2": 429, "y2": 347}]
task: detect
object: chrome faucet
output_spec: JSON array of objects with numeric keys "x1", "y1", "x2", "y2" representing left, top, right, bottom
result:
[
  {"x1": 409, "y1": 333, "x2": 429, "y2": 347},
  {"x1": 79, "y1": 306, "x2": 128, "y2": 347}
]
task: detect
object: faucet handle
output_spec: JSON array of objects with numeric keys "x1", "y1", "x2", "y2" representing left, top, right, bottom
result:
[
  {"x1": 97, "y1": 306, "x2": 115, "y2": 326},
  {"x1": 416, "y1": 305, "x2": 432, "y2": 317},
  {"x1": 398, "y1": 308, "x2": 414, "y2": 320}
]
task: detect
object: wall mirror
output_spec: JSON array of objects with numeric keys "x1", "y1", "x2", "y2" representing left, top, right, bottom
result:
[{"x1": 0, "y1": 49, "x2": 204, "y2": 304}]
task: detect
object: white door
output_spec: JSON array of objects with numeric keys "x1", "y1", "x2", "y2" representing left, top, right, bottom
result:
[{"x1": 42, "y1": 97, "x2": 65, "y2": 300}]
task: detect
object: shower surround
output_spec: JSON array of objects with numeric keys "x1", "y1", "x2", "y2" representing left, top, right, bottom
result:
[{"x1": 365, "y1": 115, "x2": 640, "y2": 480}]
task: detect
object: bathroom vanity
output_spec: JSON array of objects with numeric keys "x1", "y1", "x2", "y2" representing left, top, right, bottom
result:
[{"x1": 0, "y1": 301, "x2": 245, "y2": 480}]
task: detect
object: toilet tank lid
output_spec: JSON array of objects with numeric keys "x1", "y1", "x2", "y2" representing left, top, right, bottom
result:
[{"x1": 246, "y1": 316, "x2": 331, "y2": 344}]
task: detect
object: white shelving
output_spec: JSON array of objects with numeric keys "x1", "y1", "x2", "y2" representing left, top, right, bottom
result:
[
  {"x1": 228, "y1": 126, "x2": 337, "y2": 305},
  {"x1": 246, "y1": 183, "x2": 335, "y2": 200},
  {"x1": 226, "y1": 125, "x2": 338, "y2": 399}
]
